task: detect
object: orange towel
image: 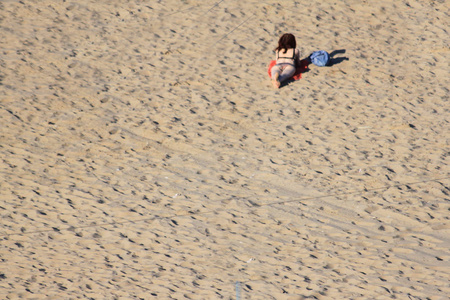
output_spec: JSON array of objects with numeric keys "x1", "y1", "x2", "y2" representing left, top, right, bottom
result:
[{"x1": 267, "y1": 59, "x2": 309, "y2": 81}]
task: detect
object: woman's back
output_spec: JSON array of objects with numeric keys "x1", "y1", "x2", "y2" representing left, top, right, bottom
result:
[{"x1": 276, "y1": 48, "x2": 300, "y2": 65}]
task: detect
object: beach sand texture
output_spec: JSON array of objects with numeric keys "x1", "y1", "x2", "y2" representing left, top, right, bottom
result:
[{"x1": 1, "y1": 0, "x2": 449, "y2": 298}]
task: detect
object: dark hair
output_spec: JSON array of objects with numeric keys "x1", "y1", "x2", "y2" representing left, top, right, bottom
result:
[{"x1": 275, "y1": 33, "x2": 297, "y2": 54}]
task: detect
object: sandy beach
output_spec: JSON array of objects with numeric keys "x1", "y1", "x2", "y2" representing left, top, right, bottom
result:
[{"x1": 1, "y1": 0, "x2": 449, "y2": 298}]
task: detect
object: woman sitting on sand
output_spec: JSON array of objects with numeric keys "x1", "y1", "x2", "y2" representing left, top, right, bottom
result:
[{"x1": 271, "y1": 33, "x2": 301, "y2": 88}]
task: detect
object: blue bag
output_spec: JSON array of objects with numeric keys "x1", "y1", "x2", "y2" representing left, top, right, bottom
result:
[{"x1": 309, "y1": 50, "x2": 330, "y2": 67}]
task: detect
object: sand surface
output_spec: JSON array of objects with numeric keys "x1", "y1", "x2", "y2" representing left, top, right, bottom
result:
[{"x1": 1, "y1": 0, "x2": 449, "y2": 299}]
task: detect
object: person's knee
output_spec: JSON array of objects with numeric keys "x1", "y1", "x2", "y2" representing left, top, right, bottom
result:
[{"x1": 271, "y1": 69, "x2": 280, "y2": 78}]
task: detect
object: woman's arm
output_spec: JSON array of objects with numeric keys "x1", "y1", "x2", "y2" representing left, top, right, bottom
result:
[{"x1": 295, "y1": 49, "x2": 301, "y2": 66}]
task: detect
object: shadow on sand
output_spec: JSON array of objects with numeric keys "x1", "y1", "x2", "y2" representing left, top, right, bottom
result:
[{"x1": 327, "y1": 49, "x2": 349, "y2": 66}]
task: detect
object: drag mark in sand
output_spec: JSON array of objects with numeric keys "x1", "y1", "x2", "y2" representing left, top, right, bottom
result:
[{"x1": 2, "y1": 175, "x2": 447, "y2": 239}]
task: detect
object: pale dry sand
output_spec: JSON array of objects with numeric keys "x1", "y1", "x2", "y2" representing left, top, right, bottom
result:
[{"x1": 1, "y1": 0, "x2": 449, "y2": 299}]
